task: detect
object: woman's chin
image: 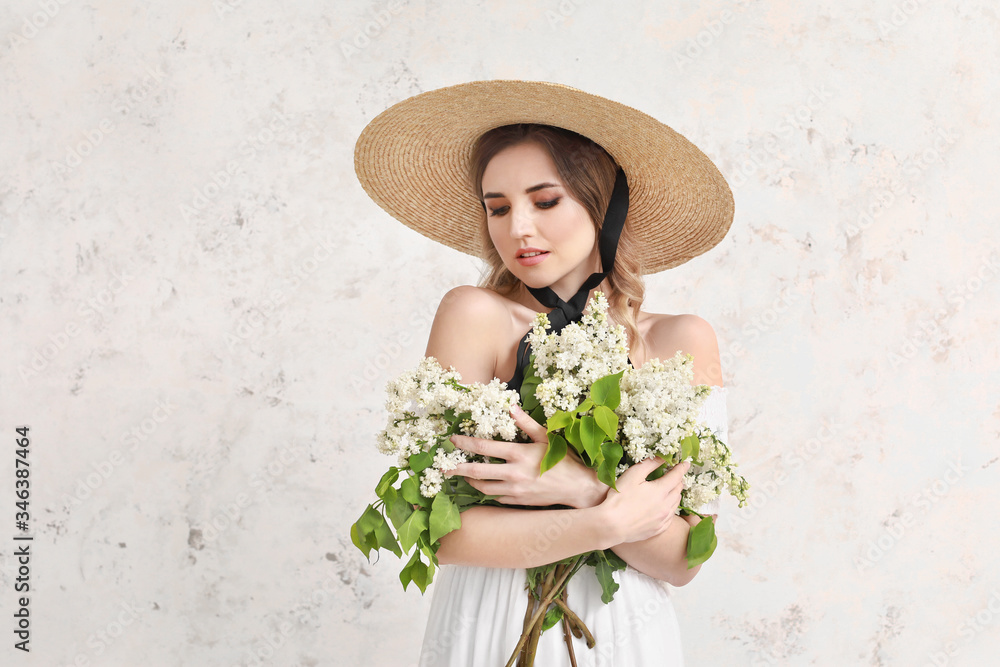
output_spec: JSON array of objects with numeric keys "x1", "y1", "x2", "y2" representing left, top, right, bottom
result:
[{"x1": 510, "y1": 272, "x2": 552, "y2": 290}]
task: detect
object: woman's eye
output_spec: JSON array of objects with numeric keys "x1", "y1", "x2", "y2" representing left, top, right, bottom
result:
[{"x1": 487, "y1": 198, "x2": 559, "y2": 216}]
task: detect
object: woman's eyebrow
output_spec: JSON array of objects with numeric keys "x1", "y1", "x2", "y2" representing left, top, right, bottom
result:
[{"x1": 483, "y1": 182, "x2": 560, "y2": 200}]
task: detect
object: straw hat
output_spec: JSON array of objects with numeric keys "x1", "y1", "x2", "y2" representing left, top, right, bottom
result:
[{"x1": 353, "y1": 80, "x2": 733, "y2": 274}]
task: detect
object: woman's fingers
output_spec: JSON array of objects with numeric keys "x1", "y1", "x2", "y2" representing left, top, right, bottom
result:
[
  {"x1": 510, "y1": 404, "x2": 547, "y2": 443},
  {"x1": 615, "y1": 458, "x2": 690, "y2": 494},
  {"x1": 658, "y1": 459, "x2": 691, "y2": 486},
  {"x1": 464, "y1": 478, "x2": 506, "y2": 496},
  {"x1": 620, "y1": 455, "x2": 665, "y2": 481},
  {"x1": 449, "y1": 434, "x2": 513, "y2": 460},
  {"x1": 447, "y1": 460, "x2": 510, "y2": 481}
]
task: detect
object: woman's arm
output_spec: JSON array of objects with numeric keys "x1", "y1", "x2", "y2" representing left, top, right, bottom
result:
[
  {"x1": 435, "y1": 505, "x2": 613, "y2": 568},
  {"x1": 607, "y1": 314, "x2": 725, "y2": 586},
  {"x1": 436, "y1": 458, "x2": 691, "y2": 568}
]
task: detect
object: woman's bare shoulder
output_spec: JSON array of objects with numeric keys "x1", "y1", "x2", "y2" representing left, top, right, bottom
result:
[
  {"x1": 638, "y1": 311, "x2": 723, "y2": 386},
  {"x1": 424, "y1": 286, "x2": 514, "y2": 384},
  {"x1": 434, "y1": 285, "x2": 514, "y2": 320}
]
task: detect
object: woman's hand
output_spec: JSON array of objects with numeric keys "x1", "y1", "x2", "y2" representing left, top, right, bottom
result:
[
  {"x1": 445, "y1": 405, "x2": 609, "y2": 509},
  {"x1": 597, "y1": 457, "x2": 691, "y2": 545}
]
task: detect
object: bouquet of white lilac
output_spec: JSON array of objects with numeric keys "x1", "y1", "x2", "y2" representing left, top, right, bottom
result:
[
  {"x1": 505, "y1": 292, "x2": 748, "y2": 666},
  {"x1": 523, "y1": 292, "x2": 747, "y2": 538},
  {"x1": 351, "y1": 357, "x2": 523, "y2": 592},
  {"x1": 351, "y1": 292, "x2": 748, "y2": 666}
]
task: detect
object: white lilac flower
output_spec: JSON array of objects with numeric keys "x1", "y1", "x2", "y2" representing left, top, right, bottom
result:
[
  {"x1": 433, "y1": 447, "x2": 467, "y2": 472},
  {"x1": 420, "y1": 467, "x2": 444, "y2": 497},
  {"x1": 616, "y1": 352, "x2": 710, "y2": 465},
  {"x1": 528, "y1": 292, "x2": 629, "y2": 418},
  {"x1": 374, "y1": 356, "x2": 521, "y2": 498}
]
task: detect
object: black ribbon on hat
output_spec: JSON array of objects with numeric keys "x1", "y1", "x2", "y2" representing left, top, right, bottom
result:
[{"x1": 480, "y1": 168, "x2": 629, "y2": 392}]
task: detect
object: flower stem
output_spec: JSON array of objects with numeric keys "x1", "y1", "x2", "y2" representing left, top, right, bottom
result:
[
  {"x1": 561, "y1": 613, "x2": 578, "y2": 667},
  {"x1": 554, "y1": 597, "x2": 596, "y2": 648},
  {"x1": 679, "y1": 505, "x2": 705, "y2": 518},
  {"x1": 506, "y1": 559, "x2": 581, "y2": 667}
]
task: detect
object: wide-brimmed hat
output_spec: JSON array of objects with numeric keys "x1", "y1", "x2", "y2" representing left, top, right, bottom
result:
[{"x1": 353, "y1": 80, "x2": 733, "y2": 274}]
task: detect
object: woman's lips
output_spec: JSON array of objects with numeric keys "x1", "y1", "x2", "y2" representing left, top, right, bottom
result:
[{"x1": 516, "y1": 251, "x2": 550, "y2": 266}]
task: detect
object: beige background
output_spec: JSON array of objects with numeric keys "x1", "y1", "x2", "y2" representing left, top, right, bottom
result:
[{"x1": 1, "y1": 0, "x2": 998, "y2": 665}]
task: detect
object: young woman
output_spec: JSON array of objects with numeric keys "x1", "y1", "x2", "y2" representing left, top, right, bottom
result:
[{"x1": 355, "y1": 80, "x2": 734, "y2": 666}]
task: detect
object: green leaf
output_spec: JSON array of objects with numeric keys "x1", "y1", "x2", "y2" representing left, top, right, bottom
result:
[
  {"x1": 398, "y1": 509, "x2": 429, "y2": 552},
  {"x1": 597, "y1": 441, "x2": 623, "y2": 490},
  {"x1": 400, "y1": 475, "x2": 423, "y2": 506},
  {"x1": 580, "y1": 416, "x2": 602, "y2": 461},
  {"x1": 357, "y1": 504, "x2": 383, "y2": 535},
  {"x1": 375, "y1": 467, "x2": 400, "y2": 496},
  {"x1": 399, "y1": 550, "x2": 434, "y2": 593},
  {"x1": 448, "y1": 476, "x2": 486, "y2": 509},
  {"x1": 601, "y1": 441, "x2": 623, "y2": 468},
  {"x1": 373, "y1": 516, "x2": 402, "y2": 557},
  {"x1": 525, "y1": 569, "x2": 540, "y2": 593},
  {"x1": 645, "y1": 460, "x2": 669, "y2": 481},
  {"x1": 350, "y1": 521, "x2": 377, "y2": 559},
  {"x1": 593, "y1": 405, "x2": 618, "y2": 439},
  {"x1": 565, "y1": 418, "x2": 583, "y2": 451},
  {"x1": 576, "y1": 398, "x2": 595, "y2": 414},
  {"x1": 429, "y1": 493, "x2": 462, "y2": 544},
  {"x1": 594, "y1": 552, "x2": 623, "y2": 603},
  {"x1": 528, "y1": 403, "x2": 546, "y2": 425},
  {"x1": 603, "y1": 549, "x2": 628, "y2": 570},
  {"x1": 412, "y1": 556, "x2": 432, "y2": 592},
  {"x1": 541, "y1": 604, "x2": 564, "y2": 631},
  {"x1": 521, "y1": 377, "x2": 540, "y2": 412},
  {"x1": 524, "y1": 354, "x2": 540, "y2": 381},
  {"x1": 597, "y1": 449, "x2": 620, "y2": 490},
  {"x1": 449, "y1": 475, "x2": 480, "y2": 496},
  {"x1": 540, "y1": 432, "x2": 568, "y2": 474},
  {"x1": 590, "y1": 371, "x2": 624, "y2": 409},
  {"x1": 546, "y1": 410, "x2": 574, "y2": 431},
  {"x1": 387, "y1": 490, "x2": 414, "y2": 531},
  {"x1": 408, "y1": 450, "x2": 434, "y2": 474},
  {"x1": 686, "y1": 517, "x2": 718, "y2": 569},
  {"x1": 526, "y1": 563, "x2": 561, "y2": 598},
  {"x1": 680, "y1": 435, "x2": 700, "y2": 461},
  {"x1": 399, "y1": 550, "x2": 420, "y2": 591},
  {"x1": 417, "y1": 531, "x2": 439, "y2": 563},
  {"x1": 520, "y1": 365, "x2": 542, "y2": 412}
]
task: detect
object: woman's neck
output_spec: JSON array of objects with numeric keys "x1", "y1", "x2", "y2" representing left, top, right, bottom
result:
[{"x1": 511, "y1": 278, "x2": 614, "y2": 314}]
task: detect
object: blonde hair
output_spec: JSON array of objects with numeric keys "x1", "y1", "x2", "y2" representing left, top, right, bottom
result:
[{"x1": 469, "y1": 123, "x2": 647, "y2": 358}]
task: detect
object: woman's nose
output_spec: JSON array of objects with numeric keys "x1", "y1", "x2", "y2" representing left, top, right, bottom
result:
[{"x1": 509, "y1": 204, "x2": 535, "y2": 238}]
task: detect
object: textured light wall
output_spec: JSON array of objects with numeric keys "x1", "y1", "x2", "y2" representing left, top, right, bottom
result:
[{"x1": 1, "y1": 0, "x2": 998, "y2": 665}]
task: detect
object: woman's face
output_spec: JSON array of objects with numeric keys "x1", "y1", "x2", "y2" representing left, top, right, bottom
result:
[{"x1": 481, "y1": 141, "x2": 600, "y2": 302}]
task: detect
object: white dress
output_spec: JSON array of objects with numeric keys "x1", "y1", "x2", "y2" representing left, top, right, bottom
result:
[{"x1": 418, "y1": 386, "x2": 729, "y2": 667}]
